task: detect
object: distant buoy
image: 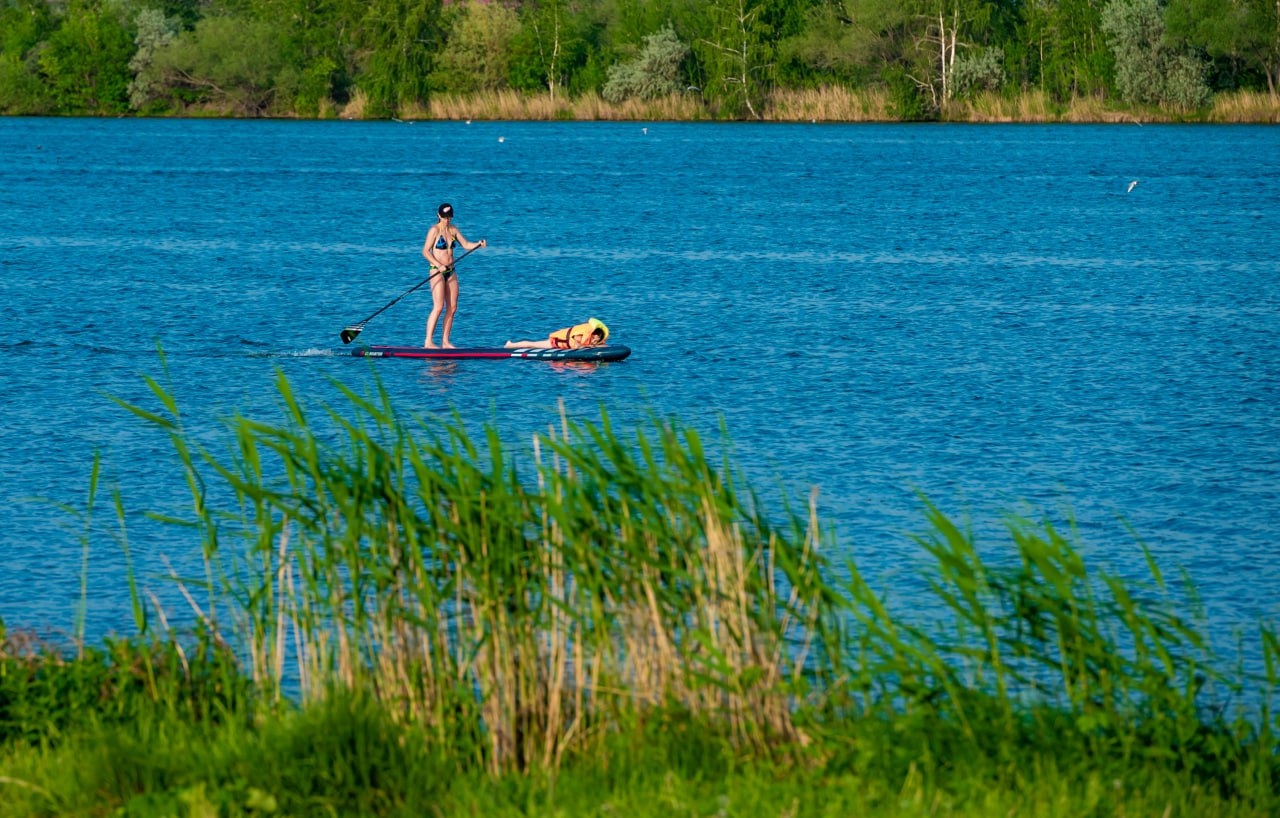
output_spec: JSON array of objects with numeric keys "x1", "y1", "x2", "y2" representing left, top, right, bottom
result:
[
  {"x1": 465, "y1": 119, "x2": 471, "y2": 125},
  {"x1": 498, "y1": 136, "x2": 505, "y2": 143}
]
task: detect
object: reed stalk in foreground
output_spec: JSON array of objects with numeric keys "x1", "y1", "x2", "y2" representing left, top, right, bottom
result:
[
  {"x1": 2, "y1": 365, "x2": 1266, "y2": 815},
  {"x1": 117, "y1": 370, "x2": 1275, "y2": 761},
  {"x1": 110, "y1": 371, "x2": 833, "y2": 773}
]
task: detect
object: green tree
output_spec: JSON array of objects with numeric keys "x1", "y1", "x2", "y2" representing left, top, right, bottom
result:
[
  {"x1": 37, "y1": 0, "x2": 133, "y2": 114},
  {"x1": 508, "y1": 0, "x2": 606, "y2": 98},
  {"x1": 951, "y1": 44, "x2": 1005, "y2": 96},
  {"x1": 897, "y1": 0, "x2": 1019, "y2": 108},
  {"x1": 605, "y1": 0, "x2": 701, "y2": 45},
  {"x1": 1, "y1": 0, "x2": 54, "y2": 57},
  {"x1": 775, "y1": 1, "x2": 1017, "y2": 109},
  {"x1": 149, "y1": 16, "x2": 289, "y2": 115},
  {"x1": 776, "y1": 0, "x2": 909, "y2": 87},
  {"x1": 1101, "y1": 0, "x2": 1210, "y2": 108},
  {"x1": 1018, "y1": 0, "x2": 1112, "y2": 100},
  {"x1": 0, "y1": 0, "x2": 56, "y2": 113},
  {"x1": 252, "y1": 0, "x2": 352, "y2": 112},
  {"x1": 354, "y1": 0, "x2": 444, "y2": 116},
  {"x1": 432, "y1": 0, "x2": 521, "y2": 93},
  {"x1": 602, "y1": 23, "x2": 689, "y2": 102},
  {"x1": 128, "y1": 8, "x2": 179, "y2": 111},
  {"x1": 158, "y1": 0, "x2": 202, "y2": 30},
  {"x1": 1165, "y1": 0, "x2": 1280, "y2": 94},
  {"x1": 696, "y1": 0, "x2": 774, "y2": 118}
]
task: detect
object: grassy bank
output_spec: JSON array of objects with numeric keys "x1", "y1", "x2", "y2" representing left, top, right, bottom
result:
[
  {"x1": 327, "y1": 86, "x2": 1280, "y2": 123},
  {"x1": 2, "y1": 371, "x2": 1277, "y2": 816},
  {"x1": 153, "y1": 86, "x2": 1280, "y2": 123}
]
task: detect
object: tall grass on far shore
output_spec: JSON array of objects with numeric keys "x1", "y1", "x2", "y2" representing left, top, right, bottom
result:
[
  {"x1": 946, "y1": 90, "x2": 1059, "y2": 122},
  {"x1": 418, "y1": 90, "x2": 708, "y2": 121},
  {"x1": 570, "y1": 90, "x2": 710, "y2": 121},
  {"x1": 352, "y1": 86, "x2": 1280, "y2": 123},
  {"x1": 943, "y1": 91, "x2": 1190, "y2": 123},
  {"x1": 1209, "y1": 91, "x2": 1280, "y2": 123},
  {"x1": 763, "y1": 86, "x2": 894, "y2": 122}
]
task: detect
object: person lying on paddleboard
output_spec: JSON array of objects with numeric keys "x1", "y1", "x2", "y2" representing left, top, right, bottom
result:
[
  {"x1": 504, "y1": 318, "x2": 609, "y2": 349},
  {"x1": 422, "y1": 202, "x2": 486, "y2": 349}
]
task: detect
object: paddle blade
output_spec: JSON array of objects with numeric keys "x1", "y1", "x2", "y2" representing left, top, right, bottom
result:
[{"x1": 340, "y1": 325, "x2": 363, "y2": 344}]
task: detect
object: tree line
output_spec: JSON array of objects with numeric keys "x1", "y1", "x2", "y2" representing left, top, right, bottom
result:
[{"x1": 1, "y1": 0, "x2": 1277, "y2": 119}]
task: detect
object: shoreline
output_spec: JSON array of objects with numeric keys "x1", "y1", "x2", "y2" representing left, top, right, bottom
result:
[
  {"x1": 11, "y1": 88, "x2": 1276, "y2": 125},
  {"x1": 2, "y1": 380, "x2": 1277, "y2": 816}
]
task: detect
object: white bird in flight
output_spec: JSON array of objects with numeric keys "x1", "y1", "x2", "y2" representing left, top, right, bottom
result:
[{"x1": 1127, "y1": 180, "x2": 1139, "y2": 193}]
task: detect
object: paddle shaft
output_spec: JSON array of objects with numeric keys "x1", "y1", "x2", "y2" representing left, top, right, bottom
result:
[{"x1": 340, "y1": 244, "x2": 480, "y2": 343}]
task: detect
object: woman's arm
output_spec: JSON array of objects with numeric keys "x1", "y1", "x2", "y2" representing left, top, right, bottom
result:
[
  {"x1": 452, "y1": 229, "x2": 487, "y2": 251},
  {"x1": 422, "y1": 226, "x2": 442, "y2": 266}
]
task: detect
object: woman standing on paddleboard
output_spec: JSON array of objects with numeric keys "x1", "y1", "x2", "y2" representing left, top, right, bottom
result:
[{"x1": 422, "y1": 203, "x2": 486, "y2": 348}]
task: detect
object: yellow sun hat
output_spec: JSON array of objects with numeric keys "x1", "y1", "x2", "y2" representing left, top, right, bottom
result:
[{"x1": 587, "y1": 317, "x2": 609, "y2": 343}]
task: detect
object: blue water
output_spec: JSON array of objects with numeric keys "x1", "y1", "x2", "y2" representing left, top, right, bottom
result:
[{"x1": 2, "y1": 118, "x2": 1278, "y2": 652}]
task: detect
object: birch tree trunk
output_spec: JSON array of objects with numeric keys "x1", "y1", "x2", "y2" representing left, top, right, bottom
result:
[
  {"x1": 1271, "y1": 0, "x2": 1279, "y2": 95},
  {"x1": 936, "y1": 6, "x2": 960, "y2": 102},
  {"x1": 905, "y1": 2, "x2": 962, "y2": 110},
  {"x1": 699, "y1": 0, "x2": 770, "y2": 119},
  {"x1": 530, "y1": 0, "x2": 562, "y2": 100}
]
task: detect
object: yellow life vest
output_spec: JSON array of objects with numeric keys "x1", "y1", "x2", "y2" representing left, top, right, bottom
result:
[{"x1": 550, "y1": 318, "x2": 609, "y2": 349}]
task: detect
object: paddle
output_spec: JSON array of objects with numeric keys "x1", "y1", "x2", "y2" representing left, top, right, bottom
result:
[{"x1": 340, "y1": 245, "x2": 481, "y2": 344}]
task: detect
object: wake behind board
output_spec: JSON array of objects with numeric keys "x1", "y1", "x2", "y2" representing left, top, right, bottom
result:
[{"x1": 353, "y1": 345, "x2": 631, "y2": 362}]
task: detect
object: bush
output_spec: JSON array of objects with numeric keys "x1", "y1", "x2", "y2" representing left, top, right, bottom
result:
[
  {"x1": 127, "y1": 8, "x2": 179, "y2": 111},
  {"x1": 37, "y1": 1, "x2": 133, "y2": 114},
  {"x1": 149, "y1": 16, "x2": 289, "y2": 116},
  {"x1": 953, "y1": 47, "x2": 1006, "y2": 98},
  {"x1": 0, "y1": 53, "x2": 50, "y2": 114},
  {"x1": 431, "y1": 0, "x2": 521, "y2": 94},
  {"x1": 1102, "y1": 0, "x2": 1210, "y2": 110},
  {"x1": 603, "y1": 25, "x2": 690, "y2": 103},
  {"x1": 0, "y1": 630, "x2": 248, "y2": 748}
]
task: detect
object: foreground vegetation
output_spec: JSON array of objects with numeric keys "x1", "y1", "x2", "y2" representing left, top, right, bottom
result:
[
  {"x1": 2, "y1": 0, "x2": 1278, "y2": 121},
  {"x1": 1, "y1": 370, "x2": 1278, "y2": 816}
]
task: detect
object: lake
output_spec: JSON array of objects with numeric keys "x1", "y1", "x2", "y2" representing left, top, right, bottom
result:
[{"x1": 1, "y1": 117, "x2": 1277, "y2": 652}]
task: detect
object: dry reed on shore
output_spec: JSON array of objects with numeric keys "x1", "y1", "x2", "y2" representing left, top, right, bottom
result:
[
  {"x1": 1208, "y1": 91, "x2": 1280, "y2": 123},
  {"x1": 424, "y1": 89, "x2": 573, "y2": 121},
  {"x1": 420, "y1": 90, "x2": 708, "y2": 121},
  {"x1": 945, "y1": 90, "x2": 1056, "y2": 122},
  {"x1": 763, "y1": 86, "x2": 894, "y2": 122},
  {"x1": 116, "y1": 376, "x2": 832, "y2": 773}
]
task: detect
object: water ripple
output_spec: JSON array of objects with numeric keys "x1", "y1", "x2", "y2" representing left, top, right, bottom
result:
[{"x1": 1, "y1": 119, "x2": 1277, "y2": 657}]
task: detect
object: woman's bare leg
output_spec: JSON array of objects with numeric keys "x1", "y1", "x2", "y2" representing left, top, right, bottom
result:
[
  {"x1": 423, "y1": 274, "x2": 447, "y2": 347},
  {"x1": 504, "y1": 339, "x2": 555, "y2": 349},
  {"x1": 440, "y1": 276, "x2": 460, "y2": 348}
]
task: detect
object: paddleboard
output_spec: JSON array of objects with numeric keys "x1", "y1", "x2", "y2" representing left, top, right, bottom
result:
[{"x1": 352, "y1": 345, "x2": 631, "y2": 362}]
